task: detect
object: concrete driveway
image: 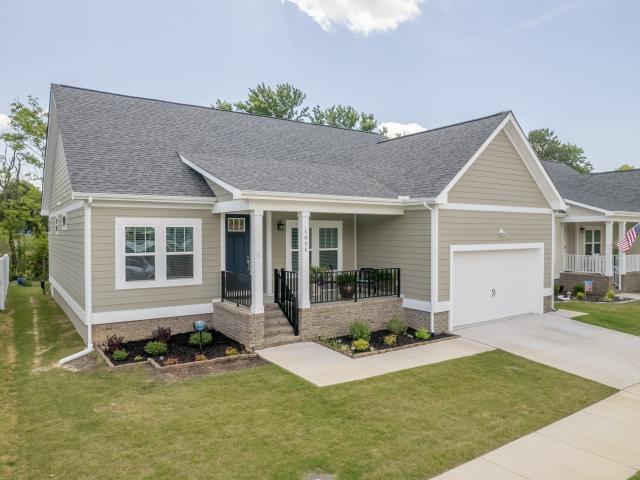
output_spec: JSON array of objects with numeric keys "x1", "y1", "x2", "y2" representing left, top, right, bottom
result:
[{"x1": 456, "y1": 311, "x2": 640, "y2": 389}]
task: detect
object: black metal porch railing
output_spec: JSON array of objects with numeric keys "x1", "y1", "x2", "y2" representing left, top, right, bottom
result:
[
  {"x1": 274, "y1": 269, "x2": 299, "y2": 335},
  {"x1": 221, "y1": 270, "x2": 251, "y2": 308},
  {"x1": 311, "y1": 267, "x2": 400, "y2": 304}
]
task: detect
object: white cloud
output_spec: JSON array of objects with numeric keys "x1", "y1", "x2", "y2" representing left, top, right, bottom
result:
[
  {"x1": 379, "y1": 121, "x2": 426, "y2": 138},
  {"x1": 284, "y1": 0, "x2": 423, "y2": 35},
  {"x1": 0, "y1": 113, "x2": 10, "y2": 130},
  {"x1": 510, "y1": 4, "x2": 573, "y2": 32}
]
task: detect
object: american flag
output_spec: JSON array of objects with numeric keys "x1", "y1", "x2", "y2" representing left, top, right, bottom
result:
[{"x1": 618, "y1": 223, "x2": 640, "y2": 253}]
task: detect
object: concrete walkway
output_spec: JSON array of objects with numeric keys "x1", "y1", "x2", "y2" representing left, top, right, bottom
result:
[
  {"x1": 434, "y1": 385, "x2": 640, "y2": 479},
  {"x1": 456, "y1": 311, "x2": 640, "y2": 389},
  {"x1": 257, "y1": 338, "x2": 493, "y2": 387}
]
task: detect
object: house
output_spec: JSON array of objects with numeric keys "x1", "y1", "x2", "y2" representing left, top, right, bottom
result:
[
  {"x1": 43, "y1": 84, "x2": 571, "y2": 352},
  {"x1": 544, "y1": 161, "x2": 640, "y2": 295}
]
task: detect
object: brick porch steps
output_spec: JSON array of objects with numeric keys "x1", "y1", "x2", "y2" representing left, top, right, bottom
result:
[{"x1": 262, "y1": 303, "x2": 300, "y2": 347}]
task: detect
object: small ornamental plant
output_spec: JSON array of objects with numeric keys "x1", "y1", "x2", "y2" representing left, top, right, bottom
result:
[
  {"x1": 387, "y1": 316, "x2": 408, "y2": 336},
  {"x1": 576, "y1": 291, "x2": 585, "y2": 300},
  {"x1": 573, "y1": 284, "x2": 586, "y2": 296},
  {"x1": 151, "y1": 326, "x2": 172, "y2": 343},
  {"x1": 194, "y1": 353, "x2": 208, "y2": 362},
  {"x1": 606, "y1": 289, "x2": 616, "y2": 302},
  {"x1": 349, "y1": 320, "x2": 371, "y2": 341},
  {"x1": 224, "y1": 346, "x2": 239, "y2": 356},
  {"x1": 111, "y1": 349, "x2": 129, "y2": 362},
  {"x1": 144, "y1": 340, "x2": 168, "y2": 356},
  {"x1": 415, "y1": 328, "x2": 431, "y2": 340},
  {"x1": 351, "y1": 338, "x2": 370, "y2": 352},
  {"x1": 105, "y1": 335, "x2": 124, "y2": 353},
  {"x1": 133, "y1": 355, "x2": 144, "y2": 362},
  {"x1": 189, "y1": 331, "x2": 213, "y2": 349},
  {"x1": 383, "y1": 334, "x2": 397, "y2": 347}
]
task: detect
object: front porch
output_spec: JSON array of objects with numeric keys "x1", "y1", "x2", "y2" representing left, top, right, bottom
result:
[
  {"x1": 213, "y1": 207, "x2": 417, "y2": 348},
  {"x1": 558, "y1": 217, "x2": 640, "y2": 294}
]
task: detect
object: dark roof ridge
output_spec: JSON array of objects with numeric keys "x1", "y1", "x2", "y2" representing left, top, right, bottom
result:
[
  {"x1": 51, "y1": 83, "x2": 382, "y2": 136},
  {"x1": 376, "y1": 110, "x2": 511, "y2": 144}
]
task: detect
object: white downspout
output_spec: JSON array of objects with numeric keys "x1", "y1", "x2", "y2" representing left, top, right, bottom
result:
[
  {"x1": 423, "y1": 202, "x2": 436, "y2": 332},
  {"x1": 59, "y1": 196, "x2": 94, "y2": 364}
]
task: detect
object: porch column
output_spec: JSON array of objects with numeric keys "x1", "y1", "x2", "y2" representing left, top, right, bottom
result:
[
  {"x1": 265, "y1": 211, "x2": 273, "y2": 296},
  {"x1": 297, "y1": 211, "x2": 311, "y2": 309},
  {"x1": 618, "y1": 221, "x2": 626, "y2": 275},
  {"x1": 250, "y1": 210, "x2": 264, "y2": 314},
  {"x1": 605, "y1": 221, "x2": 614, "y2": 276}
]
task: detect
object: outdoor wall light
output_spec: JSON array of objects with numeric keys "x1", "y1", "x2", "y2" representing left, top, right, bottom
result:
[
  {"x1": 276, "y1": 220, "x2": 285, "y2": 231},
  {"x1": 580, "y1": 227, "x2": 586, "y2": 233},
  {"x1": 499, "y1": 229, "x2": 508, "y2": 237}
]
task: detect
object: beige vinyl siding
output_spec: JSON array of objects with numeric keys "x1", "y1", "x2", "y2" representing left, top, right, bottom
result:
[
  {"x1": 356, "y1": 210, "x2": 430, "y2": 302},
  {"x1": 566, "y1": 204, "x2": 604, "y2": 216},
  {"x1": 270, "y1": 212, "x2": 356, "y2": 271},
  {"x1": 564, "y1": 223, "x2": 577, "y2": 255},
  {"x1": 46, "y1": 100, "x2": 73, "y2": 207},
  {"x1": 92, "y1": 207, "x2": 220, "y2": 313},
  {"x1": 448, "y1": 131, "x2": 549, "y2": 208},
  {"x1": 438, "y1": 210, "x2": 552, "y2": 301},
  {"x1": 49, "y1": 207, "x2": 85, "y2": 307}
]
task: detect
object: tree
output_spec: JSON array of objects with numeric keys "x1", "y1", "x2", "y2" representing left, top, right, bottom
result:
[
  {"x1": 527, "y1": 128, "x2": 592, "y2": 174},
  {"x1": 617, "y1": 164, "x2": 636, "y2": 171},
  {"x1": 216, "y1": 83, "x2": 377, "y2": 131}
]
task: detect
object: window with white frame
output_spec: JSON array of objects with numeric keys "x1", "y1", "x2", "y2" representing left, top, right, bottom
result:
[
  {"x1": 116, "y1": 218, "x2": 202, "y2": 289},
  {"x1": 584, "y1": 227, "x2": 601, "y2": 256},
  {"x1": 286, "y1": 220, "x2": 342, "y2": 271},
  {"x1": 227, "y1": 217, "x2": 245, "y2": 232}
]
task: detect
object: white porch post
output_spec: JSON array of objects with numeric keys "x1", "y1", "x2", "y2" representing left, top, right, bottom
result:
[
  {"x1": 297, "y1": 211, "x2": 311, "y2": 309},
  {"x1": 618, "y1": 221, "x2": 626, "y2": 275},
  {"x1": 250, "y1": 210, "x2": 264, "y2": 314},
  {"x1": 605, "y1": 221, "x2": 614, "y2": 276},
  {"x1": 265, "y1": 211, "x2": 273, "y2": 296}
]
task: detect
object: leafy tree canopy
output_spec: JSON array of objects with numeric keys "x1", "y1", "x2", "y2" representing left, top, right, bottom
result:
[
  {"x1": 216, "y1": 83, "x2": 377, "y2": 132},
  {"x1": 617, "y1": 164, "x2": 636, "y2": 171},
  {"x1": 528, "y1": 128, "x2": 592, "y2": 174}
]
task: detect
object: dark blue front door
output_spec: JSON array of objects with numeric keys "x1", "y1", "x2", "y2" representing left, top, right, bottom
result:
[{"x1": 225, "y1": 215, "x2": 250, "y2": 274}]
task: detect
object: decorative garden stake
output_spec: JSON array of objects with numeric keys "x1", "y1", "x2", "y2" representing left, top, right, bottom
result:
[{"x1": 193, "y1": 320, "x2": 207, "y2": 351}]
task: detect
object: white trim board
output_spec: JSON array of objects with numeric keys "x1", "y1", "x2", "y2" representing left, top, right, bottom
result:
[
  {"x1": 92, "y1": 302, "x2": 215, "y2": 324},
  {"x1": 46, "y1": 199, "x2": 85, "y2": 218},
  {"x1": 440, "y1": 203, "x2": 552, "y2": 214},
  {"x1": 49, "y1": 276, "x2": 86, "y2": 323},
  {"x1": 401, "y1": 298, "x2": 449, "y2": 313},
  {"x1": 178, "y1": 154, "x2": 243, "y2": 199}
]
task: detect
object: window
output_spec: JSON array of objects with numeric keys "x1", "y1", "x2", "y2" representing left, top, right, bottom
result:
[
  {"x1": 166, "y1": 226, "x2": 194, "y2": 279},
  {"x1": 584, "y1": 228, "x2": 601, "y2": 256},
  {"x1": 115, "y1": 218, "x2": 202, "y2": 289},
  {"x1": 227, "y1": 217, "x2": 245, "y2": 232},
  {"x1": 286, "y1": 220, "x2": 342, "y2": 271},
  {"x1": 125, "y1": 227, "x2": 156, "y2": 281},
  {"x1": 54, "y1": 216, "x2": 58, "y2": 233}
]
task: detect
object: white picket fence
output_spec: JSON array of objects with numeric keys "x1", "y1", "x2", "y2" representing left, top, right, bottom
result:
[{"x1": 0, "y1": 254, "x2": 9, "y2": 310}]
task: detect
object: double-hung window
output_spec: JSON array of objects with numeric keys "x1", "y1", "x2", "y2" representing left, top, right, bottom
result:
[
  {"x1": 116, "y1": 218, "x2": 202, "y2": 289},
  {"x1": 584, "y1": 228, "x2": 601, "y2": 256},
  {"x1": 286, "y1": 220, "x2": 342, "y2": 271}
]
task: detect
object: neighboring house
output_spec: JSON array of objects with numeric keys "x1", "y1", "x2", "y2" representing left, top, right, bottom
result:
[
  {"x1": 42, "y1": 84, "x2": 568, "y2": 351},
  {"x1": 544, "y1": 161, "x2": 640, "y2": 294}
]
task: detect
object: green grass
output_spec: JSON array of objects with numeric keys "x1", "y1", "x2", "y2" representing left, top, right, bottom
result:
[
  {"x1": 1, "y1": 287, "x2": 614, "y2": 480},
  {"x1": 559, "y1": 300, "x2": 640, "y2": 336}
]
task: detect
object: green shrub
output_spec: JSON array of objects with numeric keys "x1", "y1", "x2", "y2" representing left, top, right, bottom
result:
[
  {"x1": 387, "y1": 315, "x2": 408, "y2": 335},
  {"x1": 133, "y1": 355, "x2": 144, "y2": 362},
  {"x1": 573, "y1": 284, "x2": 585, "y2": 295},
  {"x1": 351, "y1": 338, "x2": 370, "y2": 352},
  {"x1": 225, "y1": 346, "x2": 239, "y2": 356},
  {"x1": 144, "y1": 341, "x2": 168, "y2": 356},
  {"x1": 606, "y1": 289, "x2": 615, "y2": 302},
  {"x1": 111, "y1": 349, "x2": 128, "y2": 362},
  {"x1": 554, "y1": 284, "x2": 561, "y2": 296},
  {"x1": 383, "y1": 334, "x2": 397, "y2": 346},
  {"x1": 189, "y1": 331, "x2": 213, "y2": 348},
  {"x1": 415, "y1": 328, "x2": 431, "y2": 340},
  {"x1": 349, "y1": 320, "x2": 371, "y2": 341},
  {"x1": 163, "y1": 357, "x2": 178, "y2": 366},
  {"x1": 194, "y1": 353, "x2": 207, "y2": 361},
  {"x1": 576, "y1": 291, "x2": 585, "y2": 300}
]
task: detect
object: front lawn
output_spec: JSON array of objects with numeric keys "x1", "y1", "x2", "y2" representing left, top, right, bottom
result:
[
  {"x1": 559, "y1": 300, "x2": 640, "y2": 336},
  {"x1": 2, "y1": 287, "x2": 614, "y2": 480}
]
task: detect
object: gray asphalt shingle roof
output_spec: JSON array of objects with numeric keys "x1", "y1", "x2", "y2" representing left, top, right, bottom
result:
[
  {"x1": 543, "y1": 161, "x2": 640, "y2": 212},
  {"x1": 50, "y1": 84, "x2": 511, "y2": 200}
]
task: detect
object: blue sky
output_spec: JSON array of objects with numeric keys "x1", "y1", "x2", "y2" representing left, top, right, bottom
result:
[{"x1": 1, "y1": 0, "x2": 638, "y2": 171}]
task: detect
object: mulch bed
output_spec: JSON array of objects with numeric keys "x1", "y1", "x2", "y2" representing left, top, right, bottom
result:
[
  {"x1": 320, "y1": 328, "x2": 457, "y2": 358},
  {"x1": 557, "y1": 295, "x2": 632, "y2": 303},
  {"x1": 102, "y1": 330, "x2": 247, "y2": 366}
]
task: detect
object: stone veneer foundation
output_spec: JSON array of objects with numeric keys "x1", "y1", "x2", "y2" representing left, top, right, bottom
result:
[
  {"x1": 622, "y1": 272, "x2": 640, "y2": 292},
  {"x1": 558, "y1": 272, "x2": 613, "y2": 296}
]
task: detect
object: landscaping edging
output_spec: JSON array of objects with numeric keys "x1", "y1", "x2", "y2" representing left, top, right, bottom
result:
[
  {"x1": 96, "y1": 347, "x2": 149, "y2": 369},
  {"x1": 317, "y1": 333, "x2": 458, "y2": 358},
  {"x1": 147, "y1": 352, "x2": 259, "y2": 370}
]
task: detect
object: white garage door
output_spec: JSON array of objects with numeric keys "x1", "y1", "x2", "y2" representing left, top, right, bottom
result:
[{"x1": 451, "y1": 247, "x2": 542, "y2": 328}]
